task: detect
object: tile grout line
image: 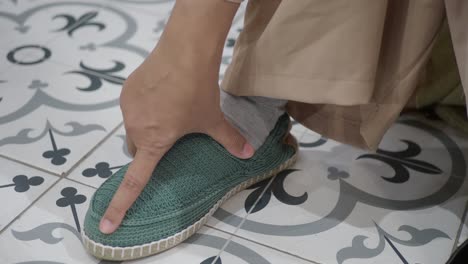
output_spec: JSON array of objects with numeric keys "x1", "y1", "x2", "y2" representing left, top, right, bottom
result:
[
  {"x1": 0, "y1": 176, "x2": 98, "y2": 236},
  {"x1": 0, "y1": 176, "x2": 64, "y2": 235},
  {"x1": 0, "y1": 121, "x2": 123, "y2": 181},
  {"x1": 210, "y1": 127, "x2": 311, "y2": 264},
  {"x1": 0, "y1": 154, "x2": 62, "y2": 177},
  {"x1": 210, "y1": 174, "x2": 278, "y2": 264},
  {"x1": 207, "y1": 225, "x2": 321, "y2": 264},
  {"x1": 0, "y1": 4, "x2": 120, "y2": 179},
  {"x1": 35, "y1": 2, "x2": 124, "y2": 180},
  {"x1": 63, "y1": 121, "x2": 124, "y2": 178},
  {"x1": 66, "y1": 177, "x2": 98, "y2": 190},
  {"x1": 451, "y1": 199, "x2": 468, "y2": 253},
  {"x1": 0, "y1": 0, "x2": 108, "y2": 236}
]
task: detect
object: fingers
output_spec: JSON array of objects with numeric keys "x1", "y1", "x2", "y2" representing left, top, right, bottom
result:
[
  {"x1": 99, "y1": 148, "x2": 167, "y2": 234},
  {"x1": 205, "y1": 116, "x2": 254, "y2": 159}
]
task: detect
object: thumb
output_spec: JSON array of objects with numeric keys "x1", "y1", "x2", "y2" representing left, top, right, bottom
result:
[{"x1": 205, "y1": 117, "x2": 255, "y2": 159}]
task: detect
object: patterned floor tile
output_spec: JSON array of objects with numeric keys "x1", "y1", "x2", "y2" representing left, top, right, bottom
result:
[
  {"x1": 0, "y1": 59, "x2": 122, "y2": 174},
  {"x1": 3, "y1": 1, "x2": 468, "y2": 263},
  {"x1": 0, "y1": 156, "x2": 59, "y2": 231},
  {"x1": 68, "y1": 126, "x2": 132, "y2": 188},
  {"x1": 0, "y1": 179, "x2": 99, "y2": 263},
  {"x1": 1, "y1": 0, "x2": 245, "y2": 82},
  {"x1": 210, "y1": 116, "x2": 468, "y2": 264},
  {"x1": 0, "y1": 1, "x2": 56, "y2": 72},
  {"x1": 0, "y1": 0, "x2": 126, "y2": 174},
  {"x1": 49, "y1": 0, "x2": 244, "y2": 81},
  {"x1": 0, "y1": 176, "x2": 280, "y2": 264},
  {"x1": 44, "y1": 2, "x2": 155, "y2": 71},
  {"x1": 0, "y1": 0, "x2": 88, "y2": 42},
  {"x1": 217, "y1": 234, "x2": 313, "y2": 264},
  {"x1": 206, "y1": 177, "x2": 276, "y2": 234},
  {"x1": 205, "y1": 120, "x2": 310, "y2": 234},
  {"x1": 123, "y1": 227, "x2": 298, "y2": 264}
]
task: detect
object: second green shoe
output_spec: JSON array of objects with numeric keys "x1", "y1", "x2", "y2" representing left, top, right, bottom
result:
[{"x1": 82, "y1": 114, "x2": 297, "y2": 260}]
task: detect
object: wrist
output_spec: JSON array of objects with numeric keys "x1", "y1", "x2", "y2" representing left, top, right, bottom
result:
[{"x1": 149, "y1": 0, "x2": 239, "y2": 75}]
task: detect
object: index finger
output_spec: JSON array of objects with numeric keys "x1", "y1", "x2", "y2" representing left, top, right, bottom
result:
[{"x1": 99, "y1": 148, "x2": 167, "y2": 234}]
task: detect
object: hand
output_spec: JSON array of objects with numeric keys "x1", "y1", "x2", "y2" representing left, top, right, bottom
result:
[{"x1": 99, "y1": 50, "x2": 254, "y2": 234}]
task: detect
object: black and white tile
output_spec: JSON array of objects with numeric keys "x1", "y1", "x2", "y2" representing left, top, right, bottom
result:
[
  {"x1": 0, "y1": 179, "x2": 98, "y2": 263},
  {"x1": 209, "y1": 118, "x2": 468, "y2": 264},
  {"x1": 68, "y1": 126, "x2": 131, "y2": 188},
  {"x1": 0, "y1": 156, "x2": 58, "y2": 231},
  {"x1": 0, "y1": 60, "x2": 123, "y2": 174},
  {"x1": 2, "y1": 0, "x2": 468, "y2": 263}
]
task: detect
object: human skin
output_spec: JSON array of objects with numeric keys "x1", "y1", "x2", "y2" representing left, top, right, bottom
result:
[{"x1": 99, "y1": 0, "x2": 253, "y2": 234}]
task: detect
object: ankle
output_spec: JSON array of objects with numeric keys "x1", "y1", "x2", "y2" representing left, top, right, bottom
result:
[{"x1": 221, "y1": 90, "x2": 287, "y2": 149}]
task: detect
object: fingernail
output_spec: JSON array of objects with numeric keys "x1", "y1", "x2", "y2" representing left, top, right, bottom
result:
[
  {"x1": 241, "y1": 143, "x2": 254, "y2": 159},
  {"x1": 100, "y1": 219, "x2": 116, "y2": 234}
]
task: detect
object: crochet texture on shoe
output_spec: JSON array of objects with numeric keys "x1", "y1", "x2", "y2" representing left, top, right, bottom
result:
[{"x1": 83, "y1": 114, "x2": 296, "y2": 248}]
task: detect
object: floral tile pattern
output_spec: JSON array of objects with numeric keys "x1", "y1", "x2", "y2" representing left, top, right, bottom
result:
[
  {"x1": 0, "y1": 61, "x2": 123, "y2": 174},
  {"x1": 1, "y1": 1, "x2": 468, "y2": 264},
  {"x1": 0, "y1": 155, "x2": 59, "y2": 231},
  {"x1": 210, "y1": 118, "x2": 468, "y2": 264},
  {"x1": 68, "y1": 126, "x2": 131, "y2": 188},
  {"x1": 0, "y1": 179, "x2": 100, "y2": 264}
]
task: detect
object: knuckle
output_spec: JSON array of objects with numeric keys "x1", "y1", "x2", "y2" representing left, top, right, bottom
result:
[
  {"x1": 122, "y1": 172, "x2": 144, "y2": 191},
  {"x1": 138, "y1": 146, "x2": 163, "y2": 160}
]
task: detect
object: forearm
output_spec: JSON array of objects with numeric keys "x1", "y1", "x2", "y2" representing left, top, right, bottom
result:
[{"x1": 150, "y1": 0, "x2": 240, "y2": 78}]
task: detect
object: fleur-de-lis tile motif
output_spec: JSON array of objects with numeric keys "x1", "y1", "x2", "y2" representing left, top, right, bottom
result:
[
  {"x1": 245, "y1": 169, "x2": 308, "y2": 213},
  {"x1": 327, "y1": 167, "x2": 350, "y2": 181},
  {"x1": 42, "y1": 129, "x2": 70, "y2": 165},
  {"x1": 357, "y1": 140, "x2": 443, "y2": 183},
  {"x1": 201, "y1": 256, "x2": 222, "y2": 264},
  {"x1": 56, "y1": 187, "x2": 86, "y2": 232},
  {"x1": 53, "y1": 11, "x2": 105, "y2": 37},
  {"x1": 82, "y1": 162, "x2": 123, "y2": 178},
  {"x1": 0, "y1": 175, "x2": 44, "y2": 192},
  {"x1": 66, "y1": 61, "x2": 126, "y2": 91}
]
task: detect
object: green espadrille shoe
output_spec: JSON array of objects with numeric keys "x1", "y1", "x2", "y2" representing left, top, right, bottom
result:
[{"x1": 82, "y1": 114, "x2": 297, "y2": 260}]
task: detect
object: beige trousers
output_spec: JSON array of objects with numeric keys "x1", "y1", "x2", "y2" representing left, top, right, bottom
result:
[{"x1": 221, "y1": 0, "x2": 468, "y2": 150}]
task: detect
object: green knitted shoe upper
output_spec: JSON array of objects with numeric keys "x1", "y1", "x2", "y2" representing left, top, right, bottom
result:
[{"x1": 83, "y1": 114, "x2": 295, "y2": 247}]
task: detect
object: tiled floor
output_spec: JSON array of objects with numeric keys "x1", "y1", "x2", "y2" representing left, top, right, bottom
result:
[{"x1": 1, "y1": 1, "x2": 468, "y2": 263}]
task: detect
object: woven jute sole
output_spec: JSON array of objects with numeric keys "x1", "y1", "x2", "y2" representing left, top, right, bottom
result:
[{"x1": 82, "y1": 135, "x2": 298, "y2": 261}]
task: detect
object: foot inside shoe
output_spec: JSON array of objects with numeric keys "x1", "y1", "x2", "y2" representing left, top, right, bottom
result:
[
  {"x1": 82, "y1": 114, "x2": 297, "y2": 261},
  {"x1": 221, "y1": 90, "x2": 287, "y2": 149}
]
